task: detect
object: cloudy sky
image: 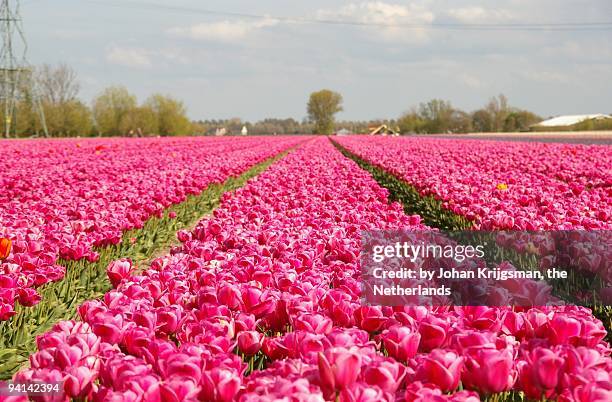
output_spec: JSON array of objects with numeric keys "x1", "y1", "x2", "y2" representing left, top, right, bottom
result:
[{"x1": 23, "y1": 0, "x2": 612, "y2": 121}]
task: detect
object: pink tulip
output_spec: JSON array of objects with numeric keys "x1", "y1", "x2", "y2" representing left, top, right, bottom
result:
[
  {"x1": 354, "y1": 306, "x2": 387, "y2": 333},
  {"x1": 293, "y1": 313, "x2": 334, "y2": 335},
  {"x1": 381, "y1": 325, "x2": 420, "y2": 362},
  {"x1": 64, "y1": 366, "x2": 97, "y2": 399},
  {"x1": 414, "y1": 349, "x2": 464, "y2": 392},
  {"x1": 0, "y1": 302, "x2": 16, "y2": 320},
  {"x1": 339, "y1": 383, "x2": 393, "y2": 402},
  {"x1": 201, "y1": 368, "x2": 241, "y2": 402},
  {"x1": 571, "y1": 381, "x2": 612, "y2": 402},
  {"x1": 106, "y1": 259, "x2": 133, "y2": 288},
  {"x1": 518, "y1": 347, "x2": 565, "y2": 399},
  {"x1": 418, "y1": 318, "x2": 448, "y2": 351},
  {"x1": 237, "y1": 331, "x2": 264, "y2": 356},
  {"x1": 462, "y1": 348, "x2": 516, "y2": 394},
  {"x1": 362, "y1": 358, "x2": 407, "y2": 393},
  {"x1": 159, "y1": 378, "x2": 200, "y2": 402},
  {"x1": 317, "y1": 348, "x2": 362, "y2": 393}
]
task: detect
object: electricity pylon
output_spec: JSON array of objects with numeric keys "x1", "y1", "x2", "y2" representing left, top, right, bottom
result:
[{"x1": 0, "y1": 0, "x2": 47, "y2": 138}]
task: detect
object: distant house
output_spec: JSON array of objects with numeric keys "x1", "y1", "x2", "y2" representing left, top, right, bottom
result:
[
  {"x1": 334, "y1": 128, "x2": 352, "y2": 136},
  {"x1": 241, "y1": 126, "x2": 248, "y2": 136},
  {"x1": 532, "y1": 114, "x2": 612, "y2": 130},
  {"x1": 369, "y1": 124, "x2": 399, "y2": 136},
  {"x1": 214, "y1": 127, "x2": 227, "y2": 136}
]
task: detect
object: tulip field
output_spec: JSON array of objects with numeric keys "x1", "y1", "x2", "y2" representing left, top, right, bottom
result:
[{"x1": 0, "y1": 136, "x2": 610, "y2": 401}]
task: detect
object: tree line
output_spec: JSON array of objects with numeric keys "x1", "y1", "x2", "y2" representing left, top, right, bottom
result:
[
  {"x1": 2, "y1": 67, "x2": 548, "y2": 138},
  {"x1": 2, "y1": 64, "x2": 191, "y2": 138},
  {"x1": 304, "y1": 90, "x2": 543, "y2": 135},
  {"x1": 396, "y1": 95, "x2": 542, "y2": 134}
]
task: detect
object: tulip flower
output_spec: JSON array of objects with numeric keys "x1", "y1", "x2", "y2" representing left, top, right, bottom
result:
[
  {"x1": 318, "y1": 348, "x2": 362, "y2": 393},
  {"x1": 64, "y1": 366, "x2": 97, "y2": 399},
  {"x1": 381, "y1": 325, "x2": 420, "y2": 362},
  {"x1": 201, "y1": 368, "x2": 241, "y2": 402},
  {"x1": 518, "y1": 347, "x2": 565, "y2": 399},
  {"x1": 462, "y1": 348, "x2": 517, "y2": 394},
  {"x1": 362, "y1": 358, "x2": 407, "y2": 393},
  {"x1": 237, "y1": 330, "x2": 264, "y2": 356},
  {"x1": 414, "y1": 349, "x2": 464, "y2": 392},
  {"x1": 0, "y1": 237, "x2": 11, "y2": 260},
  {"x1": 106, "y1": 259, "x2": 134, "y2": 288}
]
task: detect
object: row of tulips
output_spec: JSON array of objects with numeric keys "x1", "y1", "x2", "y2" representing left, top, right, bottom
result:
[
  {"x1": 333, "y1": 136, "x2": 611, "y2": 231},
  {"x1": 0, "y1": 137, "x2": 305, "y2": 320},
  {"x1": 8, "y1": 138, "x2": 610, "y2": 401},
  {"x1": 333, "y1": 137, "x2": 611, "y2": 300}
]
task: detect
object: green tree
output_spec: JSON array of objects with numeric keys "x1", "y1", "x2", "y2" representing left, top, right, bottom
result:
[
  {"x1": 119, "y1": 105, "x2": 158, "y2": 136},
  {"x1": 145, "y1": 94, "x2": 191, "y2": 136},
  {"x1": 503, "y1": 110, "x2": 542, "y2": 132},
  {"x1": 398, "y1": 108, "x2": 425, "y2": 133},
  {"x1": 307, "y1": 89, "x2": 343, "y2": 134},
  {"x1": 471, "y1": 109, "x2": 494, "y2": 132},
  {"x1": 92, "y1": 86, "x2": 137, "y2": 136},
  {"x1": 418, "y1": 99, "x2": 454, "y2": 133},
  {"x1": 449, "y1": 110, "x2": 473, "y2": 133}
]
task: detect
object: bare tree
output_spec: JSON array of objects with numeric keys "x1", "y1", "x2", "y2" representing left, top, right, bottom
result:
[
  {"x1": 485, "y1": 94, "x2": 510, "y2": 132},
  {"x1": 37, "y1": 64, "x2": 80, "y2": 105}
]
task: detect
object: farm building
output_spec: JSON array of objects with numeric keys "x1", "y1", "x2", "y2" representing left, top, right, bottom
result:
[
  {"x1": 368, "y1": 124, "x2": 399, "y2": 136},
  {"x1": 532, "y1": 114, "x2": 612, "y2": 130}
]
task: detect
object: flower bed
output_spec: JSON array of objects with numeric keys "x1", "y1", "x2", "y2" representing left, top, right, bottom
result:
[
  {"x1": 334, "y1": 136, "x2": 611, "y2": 231},
  {"x1": 9, "y1": 138, "x2": 610, "y2": 401},
  {"x1": 0, "y1": 137, "x2": 304, "y2": 319}
]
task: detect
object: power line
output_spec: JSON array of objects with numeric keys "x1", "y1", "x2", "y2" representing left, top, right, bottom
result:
[{"x1": 83, "y1": 0, "x2": 612, "y2": 32}]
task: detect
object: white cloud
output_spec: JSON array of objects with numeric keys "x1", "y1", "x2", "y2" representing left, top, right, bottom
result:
[
  {"x1": 106, "y1": 45, "x2": 153, "y2": 68},
  {"x1": 458, "y1": 73, "x2": 485, "y2": 89},
  {"x1": 106, "y1": 45, "x2": 192, "y2": 69},
  {"x1": 447, "y1": 7, "x2": 514, "y2": 23},
  {"x1": 543, "y1": 40, "x2": 612, "y2": 62},
  {"x1": 167, "y1": 19, "x2": 277, "y2": 43},
  {"x1": 317, "y1": 2, "x2": 435, "y2": 43},
  {"x1": 519, "y1": 70, "x2": 570, "y2": 84}
]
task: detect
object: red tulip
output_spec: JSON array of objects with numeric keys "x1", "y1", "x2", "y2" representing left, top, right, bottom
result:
[
  {"x1": 262, "y1": 336, "x2": 290, "y2": 361},
  {"x1": 0, "y1": 237, "x2": 11, "y2": 260},
  {"x1": 418, "y1": 319, "x2": 448, "y2": 351},
  {"x1": 16, "y1": 288, "x2": 42, "y2": 307},
  {"x1": 354, "y1": 306, "x2": 387, "y2": 333}
]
